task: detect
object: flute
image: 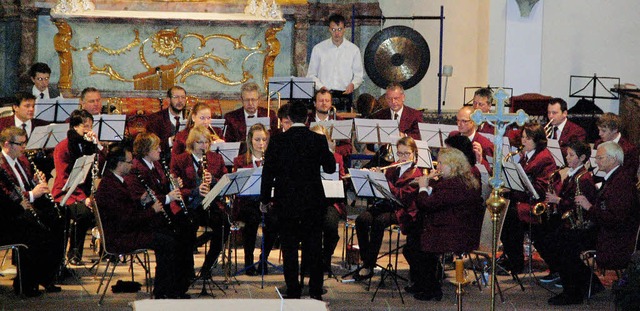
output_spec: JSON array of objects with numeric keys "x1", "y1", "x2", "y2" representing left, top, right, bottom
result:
[{"x1": 377, "y1": 160, "x2": 413, "y2": 171}]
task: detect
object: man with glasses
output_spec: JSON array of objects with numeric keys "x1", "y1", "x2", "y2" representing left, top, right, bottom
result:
[
  {"x1": 307, "y1": 13, "x2": 364, "y2": 111},
  {"x1": 0, "y1": 126, "x2": 62, "y2": 296},
  {"x1": 450, "y1": 106, "x2": 494, "y2": 163},
  {"x1": 147, "y1": 86, "x2": 189, "y2": 157},
  {"x1": 224, "y1": 82, "x2": 277, "y2": 152},
  {"x1": 29, "y1": 62, "x2": 61, "y2": 99}
]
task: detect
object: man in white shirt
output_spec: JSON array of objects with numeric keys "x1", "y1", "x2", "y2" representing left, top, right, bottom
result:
[
  {"x1": 0, "y1": 92, "x2": 50, "y2": 137},
  {"x1": 29, "y1": 63, "x2": 61, "y2": 99},
  {"x1": 307, "y1": 13, "x2": 364, "y2": 111}
]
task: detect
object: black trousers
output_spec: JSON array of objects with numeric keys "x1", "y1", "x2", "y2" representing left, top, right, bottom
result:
[
  {"x1": 236, "y1": 201, "x2": 278, "y2": 268},
  {"x1": 66, "y1": 201, "x2": 95, "y2": 260},
  {"x1": 355, "y1": 205, "x2": 399, "y2": 269},
  {"x1": 322, "y1": 206, "x2": 343, "y2": 268},
  {"x1": 147, "y1": 231, "x2": 183, "y2": 297},
  {"x1": 196, "y1": 207, "x2": 230, "y2": 272},
  {"x1": 402, "y1": 229, "x2": 422, "y2": 285},
  {"x1": 279, "y1": 207, "x2": 325, "y2": 298}
]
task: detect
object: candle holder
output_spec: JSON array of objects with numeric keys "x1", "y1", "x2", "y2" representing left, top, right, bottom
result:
[
  {"x1": 454, "y1": 258, "x2": 471, "y2": 311},
  {"x1": 485, "y1": 188, "x2": 508, "y2": 310}
]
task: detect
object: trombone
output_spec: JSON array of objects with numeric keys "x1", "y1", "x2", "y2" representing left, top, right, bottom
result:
[
  {"x1": 267, "y1": 91, "x2": 282, "y2": 129},
  {"x1": 544, "y1": 118, "x2": 554, "y2": 138}
]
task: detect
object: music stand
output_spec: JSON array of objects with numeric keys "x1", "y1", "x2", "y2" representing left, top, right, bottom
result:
[
  {"x1": 546, "y1": 139, "x2": 566, "y2": 167},
  {"x1": 210, "y1": 142, "x2": 241, "y2": 166},
  {"x1": 390, "y1": 139, "x2": 434, "y2": 169},
  {"x1": 418, "y1": 123, "x2": 458, "y2": 148},
  {"x1": 91, "y1": 114, "x2": 127, "y2": 142},
  {"x1": 310, "y1": 119, "x2": 353, "y2": 142},
  {"x1": 478, "y1": 133, "x2": 512, "y2": 163},
  {"x1": 35, "y1": 98, "x2": 79, "y2": 122},
  {"x1": 210, "y1": 119, "x2": 226, "y2": 137},
  {"x1": 246, "y1": 117, "x2": 271, "y2": 132},
  {"x1": 26, "y1": 124, "x2": 68, "y2": 150},
  {"x1": 268, "y1": 76, "x2": 315, "y2": 102}
]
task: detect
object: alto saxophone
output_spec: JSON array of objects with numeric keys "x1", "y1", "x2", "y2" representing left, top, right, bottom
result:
[{"x1": 562, "y1": 171, "x2": 591, "y2": 229}]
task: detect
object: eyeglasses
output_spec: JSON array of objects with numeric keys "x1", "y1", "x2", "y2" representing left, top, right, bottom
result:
[
  {"x1": 396, "y1": 151, "x2": 412, "y2": 157},
  {"x1": 242, "y1": 99, "x2": 259, "y2": 104},
  {"x1": 456, "y1": 119, "x2": 472, "y2": 124},
  {"x1": 9, "y1": 141, "x2": 27, "y2": 147},
  {"x1": 330, "y1": 28, "x2": 344, "y2": 33},
  {"x1": 35, "y1": 77, "x2": 49, "y2": 81}
]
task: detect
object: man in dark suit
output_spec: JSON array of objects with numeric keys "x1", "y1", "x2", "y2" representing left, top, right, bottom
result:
[
  {"x1": 95, "y1": 143, "x2": 189, "y2": 299},
  {"x1": 450, "y1": 106, "x2": 494, "y2": 162},
  {"x1": 547, "y1": 98, "x2": 586, "y2": 153},
  {"x1": 29, "y1": 62, "x2": 61, "y2": 99},
  {"x1": 0, "y1": 126, "x2": 61, "y2": 296},
  {"x1": 0, "y1": 92, "x2": 50, "y2": 138},
  {"x1": 594, "y1": 112, "x2": 639, "y2": 182},
  {"x1": 260, "y1": 100, "x2": 335, "y2": 300},
  {"x1": 146, "y1": 86, "x2": 188, "y2": 157},
  {"x1": 224, "y1": 82, "x2": 277, "y2": 150},
  {"x1": 370, "y1": 83, "x2": 423, "y2": 140},
  {"x1": 547, "y1": 141, "x2": 639, "y2": 305}
]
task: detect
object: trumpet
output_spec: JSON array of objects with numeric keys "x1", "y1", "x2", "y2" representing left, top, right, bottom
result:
[
  {"x1": 267, "y1": 91, "x2": 282, "y2": 129},
  {"x1": 544, "y1": 118, "x2": 554, "y2": 138}
]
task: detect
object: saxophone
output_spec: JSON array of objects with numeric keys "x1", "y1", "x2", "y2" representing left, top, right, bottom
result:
[{"x1": 562, "y1": 171, "x2": 592, "y2": 229}]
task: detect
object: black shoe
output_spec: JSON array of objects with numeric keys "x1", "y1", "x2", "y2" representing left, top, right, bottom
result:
[
  {"x1": 414, "y1": 290, "x2": 443, "y2": 301},
  {"x1": 540, "y1": 272, "x2": 560, "y2": 283},
  {"x1": 354, "y1": 267, "x2": 373, "y2": 281},
  {"x1": 404, "y1": 285, "x2": 423, "y2": 294},
  {"x1": 548, "y1": 292, "x2": 583, "y2": 305},
  {"x1": 44, "y1": 284, "x2": 62, "y2": 293}
]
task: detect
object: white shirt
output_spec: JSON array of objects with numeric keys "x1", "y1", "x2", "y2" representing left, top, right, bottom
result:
[
  {"x1": 390, "y1": 107, "x2": 403, "y2": 122},
  {"x1": 14, "y1": 117, "x2": 32, "y2": 138},
  {"x1": 567, "y1": 164, "x2": 585, "y2": 178},
  {"x1": 2, "y1": 150, "x2": 34, "y2": 202},
  {"x1": 31, "y1": 85, "x2": 62, "y2": 99},
  {"x1": 243, "y1": 110, "x2": 257, "y2": 120},
  {"x1": 555, "y1": 118, "x2": 568, "y2": 140},
  {"x1": 604, "y1": 165, "x2": 620, "y2": 181},
  {"x1": 307, "y1": 38, "x2": 364, "y2": 91},
  {"x1": 142, "y1": 158, "x2": 171, "y2": 205}
]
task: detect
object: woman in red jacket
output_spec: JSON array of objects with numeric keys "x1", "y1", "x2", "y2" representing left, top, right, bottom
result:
[{"x1": 410, "y1": 147, "x2": 484, "y2": 301}]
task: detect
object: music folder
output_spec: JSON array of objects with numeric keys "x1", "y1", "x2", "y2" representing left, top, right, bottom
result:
[
  {"x1": 418, "y1": 123, "x2": 458, "y2": 148},
  {"x1": 210, "y1": 141, "x2": 241, "y2": 166},
  {"x1": 202, "y1": 168, "x2": 256, "y2": 209},
  {"x1": 26, "y1": 123, "x2": 68, "y2": 150},
  {"x1": 353, "y1": 118, "x2": 399, "y2": 144},
  {"x1": 60, "y1": 154, "x2": 95, "y2": 206},
  {"x1": 321, "y1": 164, "x2": 344, "y2": 198},
  {"x1": 348, "y1": 168, "x2": 403, "y2": 206}
]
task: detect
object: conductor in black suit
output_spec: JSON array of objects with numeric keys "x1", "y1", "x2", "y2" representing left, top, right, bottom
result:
[{"x1": 260, "y1": 100, "x2": 336, "y2": 300}]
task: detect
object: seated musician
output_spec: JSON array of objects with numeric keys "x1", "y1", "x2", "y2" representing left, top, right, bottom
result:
[
  {"x1": 450, "y1": 106, "x2": 494, "y2": 162},
  {"x1": 170, "y1": 125, "x2": 228, "y2": 278},
  {"x1": 594, "y1": 112, "x2": 639, "y2": 181},
  {"x1": 310, "y1": 124, "x2": 347, "y2": 275},
  {"x1": 354, "y1": 136, "x2": 423, "y2": 280},
  {"x1": 410, "y1": 148, "x2": 484, "y2": 301},
  {"x1": 545, "y1": 141, "x2": 639, "y2": 305},
  {"x1": 0, "y1": 126, "x2": 62, "y2": 296},
  {"x1": 0, "y1": 92, "x2": 50, "y2": 137},
  {"x1": 171, "y1": 102, "x2": 224, "y2": 158},
  {"x1": 307, "y1": 90, "x2": 352, "y2": 160},
  {"x1": 444, "y1": 134, "x2": 492, "y2": 180},
  {"x1": 123, "y1": 132, "x2": 193, "y2": 293},
  {"x1": 95, "y1": 143, "x2": 189, "y2": 299},
  {"x1": 52, "y1": 109, "x2": 99, "y2": 266},
  {"x1": 499, "y1": 122, "x2": 557, "y2": 274},
  {"x1": 231, "y1": 123, "x2": 278, "y2": 275},
  {"x1": 540, "y1": 141, "x2": 596, "y2": 286}
]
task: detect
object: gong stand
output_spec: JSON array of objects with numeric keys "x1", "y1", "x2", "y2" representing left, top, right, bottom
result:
[{"x1": 353, "y1": 5, "x2": 446, "y2": 114}]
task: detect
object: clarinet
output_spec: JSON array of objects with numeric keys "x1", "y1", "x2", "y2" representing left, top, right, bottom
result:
[
  {"x1": 134, "y1": 171, "x2": 175, "y2": 232},
  {"x1": 27, "y1": 157, "x2": 63, "y2": 220},
  {"x1": 0, "y1": 167, "x2": 49, "y2": 231},
  {"x1": 160, "y1": 158, "x2": 189, "y2": 217}
]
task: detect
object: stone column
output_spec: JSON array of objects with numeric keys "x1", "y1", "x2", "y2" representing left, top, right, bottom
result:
[{"x1": 19, "y1": 0, "x2": 38, "y2": 89}]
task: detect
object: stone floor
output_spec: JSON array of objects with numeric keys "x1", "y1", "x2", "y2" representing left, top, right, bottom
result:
[{"x1": 0, "y1": 223, "x2": 618, "y2": 311}]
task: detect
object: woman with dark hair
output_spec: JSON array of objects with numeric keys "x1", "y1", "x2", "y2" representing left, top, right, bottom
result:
[
  {"x1": 499, "y1": 122, "x2": 558, "y2": 274},
  {"x1": 232, "y1": 123, "x2": 278, "y2": 275},
  {"x1": 410, "y1": 147, "x2": 484, "y2": 301}
]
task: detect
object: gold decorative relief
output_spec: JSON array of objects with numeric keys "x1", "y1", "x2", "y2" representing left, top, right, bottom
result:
[
  {"x1": 151, "y1": 29, "x2": 184, "y2": 58},
  {"x1": 53, "y1": 20, "x2": 74, "y2": 91},
  {"x1": 263, "y1": 25, "x2": 283, "y2": 92}
]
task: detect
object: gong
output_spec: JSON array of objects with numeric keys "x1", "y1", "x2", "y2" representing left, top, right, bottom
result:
[{"x1": 364, "y1": 25, "x2": 430, "y2": 90}]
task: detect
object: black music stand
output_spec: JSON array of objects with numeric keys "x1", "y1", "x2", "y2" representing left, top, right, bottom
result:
[
  {"x1": 354, "y1": 118, "x2": 399, "y2": 168},
  {"x1": 268, "y1": 76, "x2": 315, "y2": 107},
  {"x1": 418, "y1": 123, "x2": 458, "y2": 149},
  {"x1": 210, "y1": 142, "x2": 241, "y2": 167},
  {"x1": 347, "y1": 169, "x2": 405, "y2": 303},
  {"x1": 35, "y1": 98, "x2": 79, "y2": 122},
  {"x1": 92, "y1": 114, "x2": 127, "y2": 142}
]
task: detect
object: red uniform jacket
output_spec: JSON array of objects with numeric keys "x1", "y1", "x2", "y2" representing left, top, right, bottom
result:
[
  {"x1": 95, "y1": 170, "x2": 155, "y2": 253},
  {"x1": 416, "y1": 176, "x2": 484, "y2": 253},
  {"x1": 557, "y1": 120, "x2": 587, "y2": 152},
  {"x1": 594, "y1": 137, "x2": 639, "y2": 182},
  {"x1": 588, "y1": 167, "x2": 640, "y2": 269},
  {"x1": 52, "y1": 133, "x2": 104, "y2": 205},
  {"x1": 512, "y1": 148, "x2": 558, "y2": 222},
  {"x1": 146, "y1": 109, "x2": 183, "y2": 155},
  {"x1": 124, "y1": 158, "x2": 171, "y2": 210},
  {"x1": 0, "y1": 116, "x2": 50, "y2": 134},
  {"x1": 170, "y1": 150, "x2": 227, "y2": 214},
  {"x1": 555, "y1": 166, "x2": 596, "y2": 217},
  {"x1": 370, "y1": 106, "x2": 423, "y2": 140},
  {"x1": 224, "y1": 107, "x2": 277, "y2": 143},
  {"x1": 385, "y1": 164, "x2": 423, "y2": 234},
  {"x1": 171, "y1": 126, "x2": 224, "y2": 159},
  {"x1": 449, "y1": 130, "x2": 495, "y2": 161}
]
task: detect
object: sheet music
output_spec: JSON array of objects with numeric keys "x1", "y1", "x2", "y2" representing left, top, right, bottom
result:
[
  {"x1": 209, "y1": 119, "x2": 225, "y2": 136},
  {"x1": 35, "y1": 98, "x2": 80, "y2": 122},
  {"x1": 246, "y1": 117, "x2": 271, "y2": 132},
  {"x1": 321, "y1": 164, "x2": 339, "y2": 180},
  {"x1": 60, "y1": 154, "x2": 95, "y2": 206},
  {"x1": 92, "y1": 114, "x2": 127, "y2": 141},
  {"x1": 238, "y1": 167, "x2": 263, "y2": 196},
  {"x1": 353, "y1": 118, "x2": 399, "y2": 144},
  {"x1": 479, "y1": 133, "x2": 511, "y2": 158},
  {"x1": 418, "y1": 123, "x2": 458, "y2": 148},
  {"x1": 210, "y1": 141, "x2": 241, "y2": 166},
  {"x1": 202, "y1": 169, "x2": 255, "y2": 208},
  {"x1": 501, "y1": 160, "x2": 539, "y2": 199},
  {"x1": 349, "y1": 168, "x2": 391, "y2": 199},
  {"x1": 547, "y1": 139, "x2": 566, "y2": 167},
  {"x1": 415, "y1": 139, "x2": 434, "y2": 169},
  {"x1": 310, "y1": 119, "x2": 353, "y2": 141},
  {"x1": 322, "y1": 180, "x2": 345, "y2": 198},
  {"x1": 26, "y1": 123, "x2": 68, "y2": 150},
  {"x1": 268, "y1": 76, "x2": 315, "y2": 99}
]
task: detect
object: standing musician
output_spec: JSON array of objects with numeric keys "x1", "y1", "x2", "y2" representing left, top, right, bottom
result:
[
  {"x1": 52, "y1": 109, "x2": 100, "y2": 266},
  {"x1": 539, "y1": 141, "x2": 596, "y2": 285},
  {"x1": 171, "y1": 102, "x2": 224, "y2": 158},
  {"x1": 499, "y1": 123, "x2": 557, "y2": 275},
  {"x1": 546, "y1": 141, "x2": 639, "y2": 305},
  {"x1": 409, "y1": 148, "x2": 484, "y2": 301},
  {"x1": 146, "y1": 86, "x2": 188, "y2": 158},
  {"x1": 95, "y1": 143, "x2": 189, "y2": 299},
  {"x1": 0, "y1": 126, "x2": 62, "y2": 296},
  {"x1": 231, "y1": 123, "x2": 278, "y2": 275},
  {"x1": 124, "y1": 132, "x2": 193, "y2": 293},
  {"x1": 354, "y1": 137, "x2": 423, "y2": 281},
  {"x1": 310, "y1": 124, "x2": 347, "y2": 275},
  {"x1": 223, "y1": 82, "x2": 277, "y2": 151},
  {"x1": 170, "y1": 125, "x2": 228, "y2": 278}
]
